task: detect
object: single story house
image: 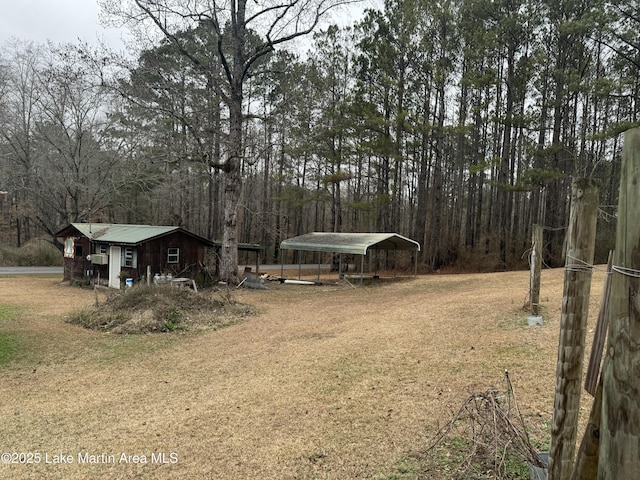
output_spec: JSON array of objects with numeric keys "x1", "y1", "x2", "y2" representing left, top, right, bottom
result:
[{"x1": 55, "y1": 223, "x2": 214, "y2": 288}]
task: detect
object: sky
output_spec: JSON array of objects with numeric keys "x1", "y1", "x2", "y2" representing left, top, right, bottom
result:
[
  {"x1": 0, "y1": 0, "x2": 382, "y2": 51},
  {"x1": 0, "y1": 0, "x2": 127, "y2": 48}
]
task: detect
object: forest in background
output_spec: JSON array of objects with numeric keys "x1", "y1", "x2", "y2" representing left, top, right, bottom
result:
[{"x1": 1, "y1": 0, "x2": 637, "y2": 272}]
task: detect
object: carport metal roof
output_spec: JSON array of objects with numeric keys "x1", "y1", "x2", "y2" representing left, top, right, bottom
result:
[
  {"x1": 280, "y1": 232, "x2": 421, "y2": 255},
  {"x1": 280, "y1": 232, "x2": 420, "y2": 282}
]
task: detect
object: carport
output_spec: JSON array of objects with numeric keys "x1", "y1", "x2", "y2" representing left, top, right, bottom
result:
[{"x1": 279, "y1": 232, "x2": 421, "y2": 283}]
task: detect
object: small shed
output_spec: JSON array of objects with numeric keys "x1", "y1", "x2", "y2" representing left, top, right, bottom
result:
[
  {"x1": 211, "y1": 241, "x2": 265, "y2": 275},
  {"x1": 55, "y1": 223, "x2": 214, "y2": 289},
  {"x1": 280, "y1": 232, "x2": 421, "y2": 281}
]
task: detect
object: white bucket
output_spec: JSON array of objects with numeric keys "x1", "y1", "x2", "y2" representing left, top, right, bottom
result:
[
  {"x1": 125, "y1": 278, "x2": 133, "y2": 288},
  {"x1": 527, "y1": 315, "x2": 543, "y2": 326}
]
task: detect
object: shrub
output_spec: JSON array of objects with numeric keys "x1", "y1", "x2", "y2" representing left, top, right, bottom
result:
[{"x1": 0, "y1": 239, "x2": 62, "y2": 267}]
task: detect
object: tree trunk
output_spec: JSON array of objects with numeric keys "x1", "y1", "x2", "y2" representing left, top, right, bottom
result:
[
  {"x1": 427, "y1": 82, "x2": 445, "y2": 269},
  {"x1": 497, "y1": 42, "x2": 516, "y2": 267},
  {"x1": 219, "y1": 85, "x2": 243, "y2": 284},
  {"x1": 218, "y1": 0, "x2": 247, "y2": 285},
  {"x1": 414, "y1": 85, "x2": 432, "y2": 261}
]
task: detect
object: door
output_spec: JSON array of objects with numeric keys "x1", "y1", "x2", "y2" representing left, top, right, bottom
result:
[{"x1": 108, "y1": 246, "x2": 121, "y2": 289}]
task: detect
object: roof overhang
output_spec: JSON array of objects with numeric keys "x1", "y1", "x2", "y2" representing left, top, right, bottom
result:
[{"x1": 280, "y1": 232, "x2": 421, "y2": 256}]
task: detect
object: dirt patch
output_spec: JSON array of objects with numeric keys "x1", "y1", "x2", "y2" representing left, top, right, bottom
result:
[{"x1": 0, "y1": 269, "x2": 604, "y2": 479}]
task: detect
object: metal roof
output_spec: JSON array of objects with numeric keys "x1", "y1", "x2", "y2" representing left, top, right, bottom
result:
[
  {"x1": 280, "y1": 232, "x2": 421, "y2": 256},
  {"x1": 57, "y1": 223, "x2": 210, "y2": 246}
]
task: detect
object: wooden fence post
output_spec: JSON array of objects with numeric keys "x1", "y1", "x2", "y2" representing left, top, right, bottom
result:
[
  {"x1": 584, "y1": 251, "x2": 614, "y2": 397},
  {"x1": 548, "y1": 178, "x2": 599, "y2": 480},
  {"x1": 570, "y1": 377, "x2": 603, "y2": 480},
  {"x1": 599, "y1": 127, "x2": 640, "y2": 478},
  {"x1": 530, "y1": 224, "x2": 544, "y2": 315},
  {"x1": 570, "y1": 251, "x2": 613, "y2": 479}
]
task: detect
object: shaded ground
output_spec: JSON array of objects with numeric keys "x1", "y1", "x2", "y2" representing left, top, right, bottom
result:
[{"x1": 0, "y1": 269, "x2": 603, "y2": 479}]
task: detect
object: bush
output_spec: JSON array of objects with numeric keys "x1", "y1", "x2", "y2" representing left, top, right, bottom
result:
[{"x1": 0, "y1": 239, "x2": 62, "y2": 267}]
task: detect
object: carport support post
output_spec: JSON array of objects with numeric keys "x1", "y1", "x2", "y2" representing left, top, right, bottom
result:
[
  {"x1": 548, "y1": 178, "x2": 599, "y2": 480},
  {"x1": 393, "y1": 249, "x2": 397, "y2": 277}
]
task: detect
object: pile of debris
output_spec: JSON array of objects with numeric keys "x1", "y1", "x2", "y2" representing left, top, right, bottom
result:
[{"x1": 420, "y1": 372, "x2": 547, "y2": 479}]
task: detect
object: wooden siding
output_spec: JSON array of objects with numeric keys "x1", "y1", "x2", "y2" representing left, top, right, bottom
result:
[
  {"x1": 62, "y1": 236, "x2": 91, "y2": 281},
  {"x1": 136, "y1": 231, "x2": 205, "y2": 279},
  {"x1": 62, "y1": 230, "x2": 207, "y2": 283}
]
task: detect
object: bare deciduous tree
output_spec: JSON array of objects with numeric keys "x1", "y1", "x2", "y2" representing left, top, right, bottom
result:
[{"x1": 100, "y1": 0, "x2": 362, "y2": 283}]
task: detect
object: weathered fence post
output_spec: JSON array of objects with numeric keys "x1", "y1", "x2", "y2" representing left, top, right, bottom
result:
[
  {"x1": 530, "y1": 224, "x2": 544, "y2": 315},
  {"x1": 584, "y1": 250, "x2": 614, "y2": 397},
  {"x1": 548, "y1": 178, "x2": 599, "y2": 480},
  {"x1": 570, "y1": 377, "x2": 603, "y2": 480},
  {"x1": 570, "y1": 251, "x2": 613, "y2": 479},
  {"x1": 599, "y1": 127, "x2": 640, "y2": 478}
]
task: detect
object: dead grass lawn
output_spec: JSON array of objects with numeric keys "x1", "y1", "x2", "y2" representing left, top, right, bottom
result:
[{"x1": 0, "y1": 268, "x2": 605, "y2": 479}]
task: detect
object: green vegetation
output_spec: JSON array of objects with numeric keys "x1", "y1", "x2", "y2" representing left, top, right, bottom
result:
[
  {"x1": 409, "y1": 438, "x2": 533, "y2": 479},
  {"x1": 0, "y1": 304, "x2": 21, "y2": 322},
  {"x1": 375, "y1": 456, "x2": 423, "y2": 480},
  {"x1": 0, "y1": 239, "x2": 61, "y2": 267},
  {"x1": 413, "y1": 385, "x2": 546, "y2": 480},
  {"x1": 0, "y1": 305, "x2": 22, "y2": 365},
  {"x1": 0, "y1": 332, "x2": 19, "y2": 365}
]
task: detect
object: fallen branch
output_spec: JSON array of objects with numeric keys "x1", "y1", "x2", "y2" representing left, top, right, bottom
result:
[{"x1": 423, "y1": 372, "x2": 544, "y2": 478}]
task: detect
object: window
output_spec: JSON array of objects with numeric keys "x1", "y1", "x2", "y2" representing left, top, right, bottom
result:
[
  {"x1": 168, "y1": 248, "x2": 180, "y2": 264},
  {"x1": 75, "y1": 245, "x2": 83, "y2": 257},
  {"x1": 121, "y1": 247, "x2": 137, "y2": 268},
  {"x1": 97, "y1": 244, "x2": 107, "y2": 254}
]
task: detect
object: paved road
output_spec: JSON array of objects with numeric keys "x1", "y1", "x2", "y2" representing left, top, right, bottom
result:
[{"x1": 0, "y1": 266, "x2": 64, "y2": 275}]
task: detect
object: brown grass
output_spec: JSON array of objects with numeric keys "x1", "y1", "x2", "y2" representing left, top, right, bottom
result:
[{"x1": 0, "y1": 268, "x2": 605, "y2": 479}]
